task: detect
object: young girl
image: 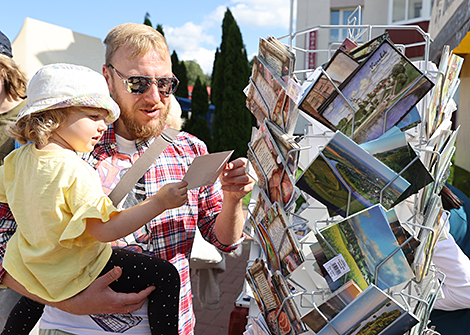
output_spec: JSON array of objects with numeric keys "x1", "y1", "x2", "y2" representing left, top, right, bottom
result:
[{"x1": 0, "y1": 63, "x2": 187, "y2": 335}]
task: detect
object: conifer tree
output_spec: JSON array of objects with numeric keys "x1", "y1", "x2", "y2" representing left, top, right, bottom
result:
[
  {"x1": 171, "y1": 51, "x2": 189, "y2": 98},
  {"x1": 184, "y1": 77, "x2": 212, "y2": 150},
  {"x1": 211, "y1": 8, "x2": 251, "y2": 159}
]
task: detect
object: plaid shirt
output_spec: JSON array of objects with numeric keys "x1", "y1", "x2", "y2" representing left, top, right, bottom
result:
[{"x1": 0, "y1": 124, "x2": 243, "y2": 335}]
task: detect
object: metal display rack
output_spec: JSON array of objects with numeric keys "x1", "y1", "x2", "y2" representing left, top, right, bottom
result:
[{"x1": 243, "y1": 7, "x2": 453, "y2": 335}]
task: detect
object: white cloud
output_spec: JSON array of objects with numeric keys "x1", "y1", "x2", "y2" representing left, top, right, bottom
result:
[
  {"x1": 165, "y1": 22, "x2": 216, "y2": 52},
  {"x1": 229, "y1": 0, "x2": 292, "y2": 29}
]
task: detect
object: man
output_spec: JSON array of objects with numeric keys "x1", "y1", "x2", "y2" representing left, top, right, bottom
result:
[{"x1": 0, "y1": 23, "x2": 253, "y2": 334}]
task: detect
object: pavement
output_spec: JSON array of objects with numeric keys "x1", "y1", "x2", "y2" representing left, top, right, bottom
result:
[{"x1": 191, "y1": 240, "x2": 251, "y2": 335}]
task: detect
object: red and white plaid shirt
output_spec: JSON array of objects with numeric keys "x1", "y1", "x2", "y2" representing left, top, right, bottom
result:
[{"x1": 0, "y1": 124, "x2": 243, "y2": 334}]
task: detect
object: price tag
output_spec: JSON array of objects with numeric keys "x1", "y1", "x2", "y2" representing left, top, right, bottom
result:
[{"x1": 323, "y1": 254, "x2": 350, "y2": 282}]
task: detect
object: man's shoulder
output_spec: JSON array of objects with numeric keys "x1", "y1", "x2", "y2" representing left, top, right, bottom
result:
[{"x1": 171, "y1": 131, "x2": 208, "y2": 154}]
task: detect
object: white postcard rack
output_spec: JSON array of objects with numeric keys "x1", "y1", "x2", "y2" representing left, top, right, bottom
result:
[{"x1": 243, "y1": 8, "x2": 456, "y2": 334}]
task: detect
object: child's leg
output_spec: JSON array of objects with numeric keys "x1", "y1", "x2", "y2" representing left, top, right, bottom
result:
[
  {"x1": 100, "y1": 249, "x2": 181, "y2": 335},
  {"x1": 0, "y1": 296, "x2": 44, "y2": 334}
]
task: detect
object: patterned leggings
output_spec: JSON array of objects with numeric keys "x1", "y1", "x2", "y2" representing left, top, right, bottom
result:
[{"x1": 1, "y1": 249, "x2": 180, "y2": 335}]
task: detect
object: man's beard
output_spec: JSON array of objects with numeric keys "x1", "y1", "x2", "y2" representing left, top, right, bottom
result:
[{"x1": 113, "y1": 94, "x2": 169, "y2": 141}]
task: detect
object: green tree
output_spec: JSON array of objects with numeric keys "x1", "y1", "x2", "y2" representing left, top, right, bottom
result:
[
  {"x1": 211, "y1": 8, "x2": 251, "y2": 159},
  {"x1": 184, "y1": 60, "x2": 210, "y2": 87},
  {"x1": 143, "y1": 13, "x2": 164, "y2": 36},
  {"x1": 171, "y1": 51, "x2": 189, "y2": 98},
  {"x1": 183, "y1": 77, "x2": 212, "y2": 150}
]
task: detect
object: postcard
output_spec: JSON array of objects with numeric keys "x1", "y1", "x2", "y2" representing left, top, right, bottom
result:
[
  {"x1": 265, "y1": 119, "x2": 300, "y2": 175},
  {"x1": 301, "y1": 280, "x2": 362, "y2": 333},
  {"x1": 296, "y1": 131, "x2": 410, "y2": 217},
  {"x1": 259, "y1": 36, "x2": 295, "y2": 78},
  {"x1": 182, "y1": 150, "x2": 233, "y2": 189},
  {"x1": 246, "y1": 259, "x2": 296, "y2": 335},
  {"x1": 360, "y1": 128, "x2": 434, "y2": 204},
  {"x1": 413, "y1": 193, "x2": 448, "y2": 282},
  {"x1": 271, "y1": 271, "x2": 306, "y2": 334},
  {"x1": 385, "y1": 208, "x2": 420, "y2": 266},
  {"x1": 347, "y1": 32, "x2": 389, "y2": 62},
  {"x1": 316, "y1": 284, "x2": 418, "y2": 335},
  {"x1": 259, "y1": 203, "x2": 305, "y2": 276},
  {"x1": 299, "y1": 49, "x2": 359, "y2": 128},
  {"x1": 316, "y1": 204, "x2": 414, "y2": 291},
  {"x1": 319, "y1": 38, "x2": 434, "y2": 144},
  {"x1": 310, "y1": 241, "x2": 343, "y2": 292},
  {"x1": 248, "y1": 123, "x2": 297, "y2": 209}
]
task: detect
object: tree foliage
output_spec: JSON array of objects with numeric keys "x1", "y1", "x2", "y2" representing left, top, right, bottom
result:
[
  {"x1": 184, "y1": 60, "x2": 210, "y2": 87},
  {"x1": 183, "y1": 77, "x2": 212, "y2": 150},
  {"x1": 143, "y1": 13, "x2": 165, "y2": 36},
  {"x1": 211, "y1": 8, "x2": 251, "y2": 159},
  {"x1": 171, "y1": 51, "x2": 189, "y2": 98}
]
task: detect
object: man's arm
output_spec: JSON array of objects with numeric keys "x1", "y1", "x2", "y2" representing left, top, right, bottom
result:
[
  {"x1": 3, "y1": 268, "x2": 153, "y2": 315},
  {"x1": 214, "y1": 158, "x2": 254, "y2": 245}
]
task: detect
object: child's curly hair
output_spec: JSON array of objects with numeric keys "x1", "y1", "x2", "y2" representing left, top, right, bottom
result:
[{"x1": 8, "y1": 108, "x2": 71, "y2": 148}]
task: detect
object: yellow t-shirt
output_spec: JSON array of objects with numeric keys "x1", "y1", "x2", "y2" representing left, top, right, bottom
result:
[{"x1": 0, "y1": 144, "x2": 118, "y2": 301}]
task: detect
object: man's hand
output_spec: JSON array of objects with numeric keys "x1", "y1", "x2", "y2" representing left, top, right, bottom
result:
[
  {"x1": 220, "y1": 158, "x2": 254, "y2": 202},
  {"x1": 52, "y1": 267, "x2": 154, "y2": 315}
]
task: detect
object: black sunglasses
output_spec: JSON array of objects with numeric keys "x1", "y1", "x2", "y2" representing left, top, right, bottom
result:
[{"x1": 107, "y1": 63, "x2": 179, "y2": 96}]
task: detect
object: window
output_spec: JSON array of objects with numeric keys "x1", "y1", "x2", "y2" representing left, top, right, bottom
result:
[
  {"x1": 391, "y1": 0, "x2": 431, "y2": 23},
  {"x1": 330, "y1": 8, "x2": 362, "y2": 43}
]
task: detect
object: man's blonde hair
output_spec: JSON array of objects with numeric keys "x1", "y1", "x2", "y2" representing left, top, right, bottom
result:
[
  {"x1": 0, "y1": 54, "x2": 27, "y2": 100},
  {"x1": 104, "y1": 23, "x2": 170, "y2": 64}
]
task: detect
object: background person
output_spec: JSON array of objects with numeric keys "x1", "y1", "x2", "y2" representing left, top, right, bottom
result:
[{"x1": 0, "y1": 29, "x2": 28, "y2": 331}]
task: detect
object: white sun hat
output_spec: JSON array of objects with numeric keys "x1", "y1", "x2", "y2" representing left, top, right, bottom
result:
[{"x1": 17, "y1": 63, "x2": 120, "y2": 124}]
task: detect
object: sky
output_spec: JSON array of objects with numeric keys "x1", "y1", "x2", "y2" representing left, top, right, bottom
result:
[{"x1": 1, "y1": 0, "x2": 297, "y2": 75}]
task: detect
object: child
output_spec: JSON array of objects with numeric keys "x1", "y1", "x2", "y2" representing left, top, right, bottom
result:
[{"x1": 0, "y1": 63, "x2": 187, "y2": 335}]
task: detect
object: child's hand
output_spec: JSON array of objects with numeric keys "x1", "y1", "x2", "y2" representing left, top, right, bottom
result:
[{"x1": 158, "y1": 181, "x2": 188, "y2": 210}]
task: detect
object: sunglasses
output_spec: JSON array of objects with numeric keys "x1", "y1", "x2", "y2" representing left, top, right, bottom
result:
[{"x1": 107, "y1": 63, "x2": 179, "y2": 96}]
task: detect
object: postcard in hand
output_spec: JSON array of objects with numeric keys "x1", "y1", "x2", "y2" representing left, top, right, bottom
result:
[
  {"x1": 316, "y1": 204, "x2": 414, "y2": 291},
  {"x1": 301, "y1": 280, "x2": 362, "y2": 333},
  {"x1": 296, "y1": 131, "x2": 410, "y2": 217},
  {"x1": 316, "y1": 284, "x2": 418, "y2": 335},
  {"x1": 319, "y1": 38, "x2": 434, "y2": 144}
]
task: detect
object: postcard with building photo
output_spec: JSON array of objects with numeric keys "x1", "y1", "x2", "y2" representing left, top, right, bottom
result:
[
  {"x1": 316, "y1": 284, "x2": 418, "y2": 335},
  {"x1": 359, "y1": 127, "x2": 434, "y2": 205},
  {"x1": 301, "y1": 280, "x2": 362, "y2": 333},
  {"x1": 298, "y1": 49, "x2": 359, "y2": 130},
  {"x1": 317, "y1": 204, "x2": 414, "y2": 291},
  {"x1": 318, "y1": 38, "x2": 434, "y2": 145},
  {"x1": 296, "y1": 131, "x2": 410, "y2": 218},
  {"x1": 247, "y1": 122, "x2": 297, "y2": 209}
]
